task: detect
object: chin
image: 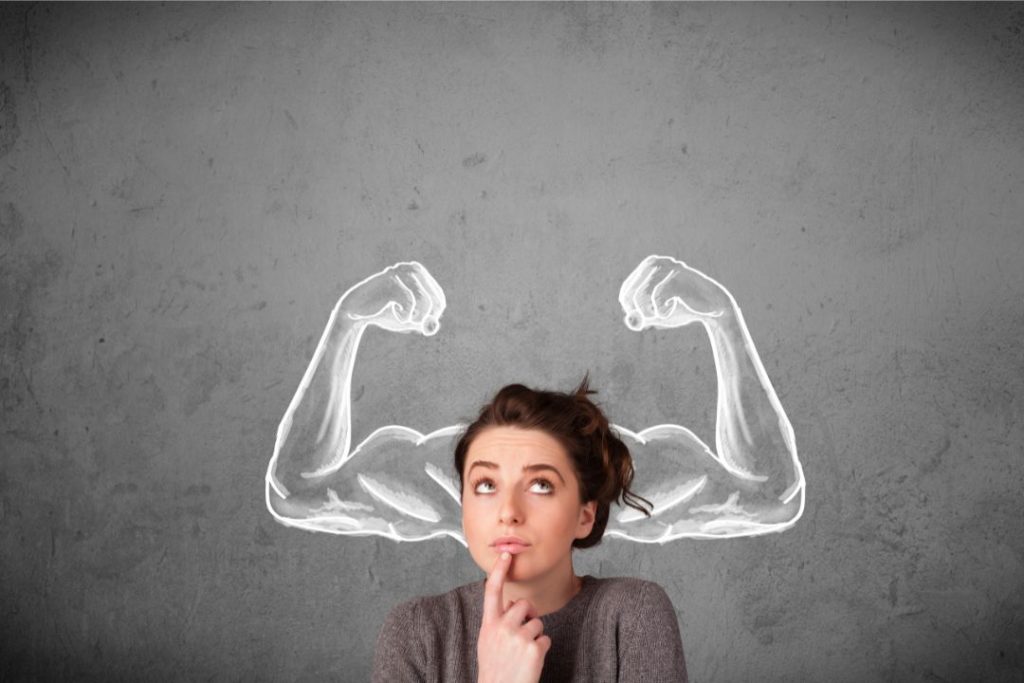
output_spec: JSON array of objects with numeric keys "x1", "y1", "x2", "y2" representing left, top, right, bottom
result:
[
  {"x1": 509, "y1": 554, "x2": 558, "y2": 584},
  {"x1": 506, "y1": 561, "x2": 532, "y2": 582}
]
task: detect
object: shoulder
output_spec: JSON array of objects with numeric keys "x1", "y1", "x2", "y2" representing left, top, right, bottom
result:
[
  {"x1": 588, "y1": 576, "x2": 677, "y2": 617},
  {"x1": 374, "y1": 595, "x2": 432, "y2": 681},
  {"x1": 376, "y1": 595, "x2": 426, "y2": 653},
  {"x1": 573, "y1": 576, "x2": 679, "y2": 638},
  {"x1": 591, "y1": 578, "x2": 688, "y2": 682},
  {"x1": 588, "y1": 578, "x2": 682, "y2": 648},
  {"x1": 381, "y1": 580, "x2": 482, "y2": 631},
  {"x1": 373, "y1": 582, "x2": 483, "y2": 682}
]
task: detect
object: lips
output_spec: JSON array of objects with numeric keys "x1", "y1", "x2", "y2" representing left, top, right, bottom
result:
[{"x1": 491, "y1": 537, "x2": 531, "y2": 554}]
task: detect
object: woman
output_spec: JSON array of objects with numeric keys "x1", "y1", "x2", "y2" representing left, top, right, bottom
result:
[{"x1": 372, "y1": 379, "x2": 688, "y2": 683}]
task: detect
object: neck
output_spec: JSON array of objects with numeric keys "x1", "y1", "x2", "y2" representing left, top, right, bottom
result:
[{"x1": 502, "y1": 556, "x2": 582, "y2": 617}]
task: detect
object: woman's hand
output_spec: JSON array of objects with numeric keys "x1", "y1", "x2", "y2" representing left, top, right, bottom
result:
[{"x1": 477, "y1": 553, "x2": 550, "y2": 683}]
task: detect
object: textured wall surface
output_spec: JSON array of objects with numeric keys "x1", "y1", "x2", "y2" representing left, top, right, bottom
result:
[{"x1": 1, "y1": 3, "x2": 1022, "y2": 681}]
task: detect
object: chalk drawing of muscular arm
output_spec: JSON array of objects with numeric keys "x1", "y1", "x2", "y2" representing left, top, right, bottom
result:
[
  {"x1": 607, "y1": 255, "x2": 804, "y2": 541},
  {"x1": 265, "y1": 256, "x2": 804, "y2": 544}
]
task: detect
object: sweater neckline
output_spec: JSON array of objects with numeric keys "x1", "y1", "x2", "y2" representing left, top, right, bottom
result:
[
  {"x1": 539, "y1": 574, "x2": 597, "y2": 629},
  {"x1": 468, "y1": 574, "x2": 599, "y2": 629}
]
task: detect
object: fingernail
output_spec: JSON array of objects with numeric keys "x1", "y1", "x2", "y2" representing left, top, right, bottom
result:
[{"x1": 501, "y1": 552, "x2": 510, "y2": 560}]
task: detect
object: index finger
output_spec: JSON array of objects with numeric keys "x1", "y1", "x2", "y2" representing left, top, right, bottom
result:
[{"x1": 482, "y1": 551, "x2": 511, "y2": 623}]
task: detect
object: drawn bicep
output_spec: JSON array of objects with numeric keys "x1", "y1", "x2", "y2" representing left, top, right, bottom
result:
[
  {"x1": 609, "y1": 425, "x2": 757, "y2": 540},
  {"x1": 281, "y1": 429, "x2": 465, "y2": 541}
]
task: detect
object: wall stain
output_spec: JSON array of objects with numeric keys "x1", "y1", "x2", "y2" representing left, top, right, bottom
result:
[
  {"x1": 0, "y1": 201, "x2": 25, "y2": 244},
  {"x1": 1, "y1": 204, "x2": 63, "y2": 418},
  {"x1": 462, "y1": 152, "x2": 486, "y2": 168},
  {"x1": 0, "y1": 83, "x2": 19, "y2": 159}
]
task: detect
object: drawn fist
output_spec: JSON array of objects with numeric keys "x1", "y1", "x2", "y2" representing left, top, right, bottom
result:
[
  {"x1": 619, "y1": 255, "x2": 731, "y2": 331},
  {"x1": 342, "y1": 261, "x2": 447, "y2": 336}
]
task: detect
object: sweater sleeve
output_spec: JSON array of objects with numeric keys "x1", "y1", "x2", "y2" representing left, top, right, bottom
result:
[
  {"x1": 618, "y1": 582, "x2": 688, "y2": 683},
  {"x1": 372, "y1": 599, "x2": 427, "y2": 683}
]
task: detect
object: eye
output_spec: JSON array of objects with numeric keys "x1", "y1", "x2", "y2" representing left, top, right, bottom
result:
[
  {"x1": 472, "y1": 478, "x2": 496, "y2": 494},
  {"x1": 529, "y1": 478, "x2": 554, "y2": 494}
]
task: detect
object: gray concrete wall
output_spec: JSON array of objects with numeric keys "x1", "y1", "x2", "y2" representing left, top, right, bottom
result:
[{"x1": 1, "y1": 3, "x2": 1022, "y2": 681}]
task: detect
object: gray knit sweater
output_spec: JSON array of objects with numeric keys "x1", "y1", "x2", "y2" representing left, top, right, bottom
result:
[{"x1": 372, "y1": 575, "x2": 687, "y2": 682}]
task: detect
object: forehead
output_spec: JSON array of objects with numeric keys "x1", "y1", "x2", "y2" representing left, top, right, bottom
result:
[{"x1": 466, "y1": 427, "x2": 570, "y2": 467}]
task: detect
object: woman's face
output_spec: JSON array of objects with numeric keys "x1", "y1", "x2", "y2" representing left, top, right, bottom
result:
[{"x1": 461, "y1": 426, "x2": 596, "y2": 583}]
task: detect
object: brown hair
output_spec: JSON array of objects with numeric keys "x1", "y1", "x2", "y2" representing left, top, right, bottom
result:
[{"x1": 454, "y1": 376, "x2": 652, "y2": 549}]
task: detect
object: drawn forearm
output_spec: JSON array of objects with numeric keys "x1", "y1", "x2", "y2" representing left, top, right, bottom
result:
[
  {"x1": 705, "y1": 302, "x2": 803, "y2": 504},
  {"x1": 267, "y1": 300, "x2": 366, "y2": 498}
]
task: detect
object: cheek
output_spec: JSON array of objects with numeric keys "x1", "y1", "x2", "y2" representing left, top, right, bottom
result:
[
  {"x1": 460, "y1": 497, "x2": 473, "y2": 531},
  {"x1": 461, "y1": 500, "x2": 495, "y2": 572},
  {"x1": 558, "y1": 502, "x2": 587, "y2": 536},
  {"x1": 461, "y1": 497, "x2": 486, "y2": 542}
]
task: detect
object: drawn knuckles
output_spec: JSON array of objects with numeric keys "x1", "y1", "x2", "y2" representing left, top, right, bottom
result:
[
  {"x1": 343, "y1": 261, "x2": 447, "y2": 335},
  {"x1": 619, "y1": 255, "x2": 727, "y2": 330}
]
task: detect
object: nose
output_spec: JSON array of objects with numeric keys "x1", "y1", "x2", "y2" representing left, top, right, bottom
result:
[{"x1": 498, "y1": 490, "x2": 524, "y2": 525}]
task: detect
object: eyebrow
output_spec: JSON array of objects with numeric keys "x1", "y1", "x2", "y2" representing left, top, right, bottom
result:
[{"x1": 466, "y1": 460, "x2": 566, "y2": 484}]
